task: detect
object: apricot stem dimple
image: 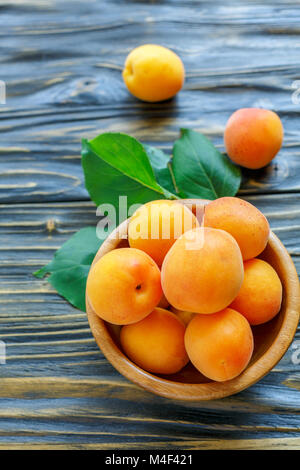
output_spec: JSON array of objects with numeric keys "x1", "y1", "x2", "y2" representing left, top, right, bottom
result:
[
  {"x1": 136, "y1": 284, "x2": 142, "y2": 291},
  {"x1": 126, "y1": 61, "x2": 134, "y2": 76}
]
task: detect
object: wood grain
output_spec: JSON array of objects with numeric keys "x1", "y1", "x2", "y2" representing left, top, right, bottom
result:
[{"x1": 0, "y1": 0, "x2": 300, "y2": 449}]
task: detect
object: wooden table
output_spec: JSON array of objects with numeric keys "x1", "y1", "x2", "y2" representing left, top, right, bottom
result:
[{"x1": 0, "y1": 0, "x2": 300, "y2": 450}]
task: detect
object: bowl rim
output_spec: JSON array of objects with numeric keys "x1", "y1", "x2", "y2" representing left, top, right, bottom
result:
[{"x1": 86, "y1": 200, "x2": 300, "y2": 401}]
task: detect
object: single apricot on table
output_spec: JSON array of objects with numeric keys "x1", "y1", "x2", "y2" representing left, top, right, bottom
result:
[
  {"x1": 120, "y1": 308, "x2": 189, "y2": 374},
  {"x1": 230, "y1": 258, "x2": 283, "y2": 325},
  {"x1": 128, "y1": 200, "x2": 199, "y2": 267},
  {"x1": 203, "y1": 196, "x2": 270, "y2": 260},
  {"x1": 185, "y1": 308, "x2": 254, "y2": 382},
  {"x1": 122, "y1": 44, "x2": 185, "y2": 102},
  {"x1": 86, "y1": 248, "x2": 162, "y2": 325},
  {"x1": 161, "y1": 227, "x2": 244, "y2": 314},
  {"x1": 224, "y1": 108, "x2": 283, "y2": 169}
]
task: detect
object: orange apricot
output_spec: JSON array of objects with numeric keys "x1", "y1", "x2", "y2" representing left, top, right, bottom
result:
[
  {"x1": 158, "y1": 293, "x2": 170, "y2": 309},
  {"x1": 203, "y1": 197, "x2": 270, "y2": 260},
  {"x1": 87, "y1": 248, "x2": 162, "y2": 325},
  {"x1": 170, "y1": 307, "x2": 196, "y2": 327},
  {"x1": 224, "y1": 108, "x2": 283, "y2": 169},
  {"x1": 185, "y1": 308, "x2": 254, "y2": 382},
  {"x1": 128, "y1": 200, "x2": 199, "y2": 267},
  {"x1": 230, "y1": 258, "x2": 282, "y2": 325},
  {"x1": 122, "y1": 44, "x2": 185, "y2": 102},
  {"x1": 161, "y1": 227, "x2": 244, "y2": 314},
  {"x1": 120, "y1": 307, "x2": 189, "y2": 374}
]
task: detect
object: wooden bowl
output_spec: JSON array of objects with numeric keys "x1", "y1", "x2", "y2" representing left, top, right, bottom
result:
[{"x1": 86, "y1": 199, "x2": 300, "y2": 400}]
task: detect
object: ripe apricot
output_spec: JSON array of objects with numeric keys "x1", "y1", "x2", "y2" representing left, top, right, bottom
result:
[
  {"x1": 224, "y1": 108, "x2": 283, "y2": 169},
  {"x1": 203, "y1": 197, "x2": 270, "y2": 260},
  {"x1": 161, "y1": 227, "x2": 244, "y2": 314},
  {"x1": 87, "y1": 248, "x2": 162, "y2": 325},
  {"x1": 230, "y1": 258, "x2": 282, "y2": 325},
  {"x1": 128, "y1": 200, "x2": 199, "y2": 267},
  {"x1": 185, "y1": 308, "x2": 254, "y2": 382},
  {"x1": 122, "y1": 44, "x2": 185, "y2": 102},
  {"x1": 120, "y1": 308, "x2": 189, "y2": 374},
  {"x1": 158, "y1": 293, "x2": 170, "y2": 309},
  {"x1": 170, "y1": 307, "x2": 196, "y2": 327}
]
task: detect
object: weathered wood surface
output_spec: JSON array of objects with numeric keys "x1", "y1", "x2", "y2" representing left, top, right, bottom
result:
[{"x1": 0, "y1": 0, "x2": 300, "y2": 450}]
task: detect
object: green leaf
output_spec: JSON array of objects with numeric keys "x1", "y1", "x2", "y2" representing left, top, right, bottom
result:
[
  {"x1": 172, "y1": 128, "x2": 241, "y2": 200},
  {"x1": 82, "y1": 133, "x2": 177, "y2": 213},
  {"x1": 33, "y1": 227, "x2": 102, "y2": 312},
  {"x1": 143, "y1": 144, "x2": 178, "y2": 195}
]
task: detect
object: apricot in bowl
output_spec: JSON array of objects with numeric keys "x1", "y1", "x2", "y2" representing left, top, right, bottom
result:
[
  {"x1": 230, "y1": 258, "x2": 283, "y2": 325},
  {"x1": 121, "y1": 307, "x2": 189, "y2": 375},
  {"x1": 86, "y1": 199, "x2": 300, "y2": 400},
  {"x1": 185, "y1": 308, "x2": 254, "y2": 382},
  {"x1": 161, "y1": 226, "x2": 244, "y2": 314},
  {"x1": 128, "y1": 199, "x2": 199, "y2": 267},
  {"x1": 87, "y1": 247, "x2": 162, "y2": 325},
  {"x1": 170, "y1": 307, "x2": 196, "y2": 327},
  {"x1": 203, "y1": 196, "x2": 270, "y2": 260}
]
